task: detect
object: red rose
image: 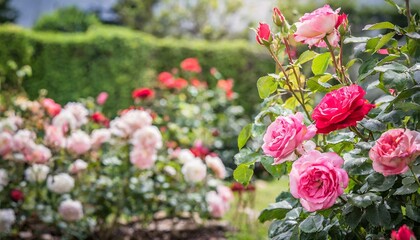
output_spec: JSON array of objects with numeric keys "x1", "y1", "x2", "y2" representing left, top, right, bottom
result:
[
  {"x1": 191, "y1": 78, "x2": 207, "y2": 88},
  {"x1": 132, "y1": 88, "x2": 155, "y2": 99},
  {"x1": 180, "y1": 58, "x2": 202, "y2": 73},
  {"x1": 158, "y1": 72, "x2": 174, "y2": 85},
  {"x1": 391, "y1": 225, "x2": 417, "y2": 240},
  {"x1": 91, "y1": 112, "x2": 110, "y2": 127},
  {"x1": 217, "y1": 79, "x2": 234, "y2": 100},
  {"x1": 10, "y1": 189, "x2": 24, "y2": 202},
  {"x1": 312, "y1": 85, "x2": 375, "y2": 134},
  {"x1": 255, "y1": 22, "x2": 272, "y2": 45},
  {"x1": 42, "y1": 98, "x2": 61, "y2": 117},
  {"x1": 166, "y1": 78, "x2": 188, "y2": 89}
]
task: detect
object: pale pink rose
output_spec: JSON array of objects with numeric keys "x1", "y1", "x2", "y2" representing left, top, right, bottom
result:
[
  {"x1": 262, "y1": 112, "x2": 316, "y2": 164},
  {"x1": 52, "y1": 110, "x2": 77, "y2": 133},
  {"x1": 0, "y1": 116, "x2": 22, "y2": 133},
  {"x1": 171, "y1": 148, "x2": 196, "y2": 164},
  {"x1": 47, "y1": 173, "x2": 75, "y2": 194},
  {"x1": 23, "y1": 144, "x2": 52, "y2": 164},
  {"x1": 12, "y1": 130, "x2": 36, "y2": 152},
  {"x1": 205, "y1": 155, "x2": 227, "y2": 179},
  {"x1": 110, "y1": 110, "x2": 152, "y2": 138},
  {"x1": 44, "y1": 125, "x2": 66, "y2": 148},
  {"x1": 0, "y1": 132, "x2": 13, "y2": 156},
  {"x1": 294, "y1": 5, "x2": 344, "y2": 48},
  {"x1": 64, "y1": 103, "x2": 89, "y2": 127},
  {"x1": 96, "y1": 92, "x2": 108, "y2": 105},
  {"x1": 130, "y1": 126, "x2": 162, "y2": 149},
  {"x1": 182, "y1": 160, "x2": 207, "y2": 183},
  {"x1": 369, "y1": 129, "x2": 420, "y2": 176},
  {"x1": 206, "y1": 191, "x2": 227, "y2": 218},
  {"x1": 66, "y1": 130, "x2": 91, "y2": 155},
  {"x1": 290, "y1": 150, "x2": 348, "y2": 212},
  {"x1": 90, "y1": 128, "x2": 111, "y2": 149},
  {"x1": 130, "y1": 148, "x2": 156, "y2": 169},
  {"x1": 24, "y1": 164, "x2": 50, "y2": 182},
  {"x1": 217, "y1": 185, "x2": 234, "y2": 203},
  {"x1": 42, "y1": 98, "x2": 61, "y2": 117},
  {"x1": 58, "y1": 199, "x2": 83, "y2": 222},
  {"x1": 68, "y1": 159, "x2": 88, "y2": 174}
]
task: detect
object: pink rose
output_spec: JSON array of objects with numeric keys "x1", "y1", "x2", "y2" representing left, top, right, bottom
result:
[
  {"x1": 217, "y1": 185, "x2": 234, "y2": 203},
  {"x1": 290, "y1": 150, "x2": 349, "y2": 212},
  {"x1": 205, "y1": 155, "x2": 227, "y2": 179},
  {"x1": 0, "y1": 132, "x2": 13, "y2": 156},
  {"x1": 90, "y1": 129, "x2": 111, "y2": 149},
  {"x1": 294, "y1": 5, "x2": 346, "y2": 48},
  {"x1": 391, "y1": 225, "x2": 417, "y2": 240},
  {"x1": 44, "y1": 125, "x2": 66, "y2": 149},
  {"x1": 262, "y1": 112, "x2": 316, "y2": 164},
  {"x1": 129, "y1": 148, "x2": 156, "y2": 169},
  {"x1": 312, "y1": 85, "x2": 375, "y2": 134},
  {"x1": 130, "y1": 126, "x2": 162, "y2": 150},
  {"x1": 369, "y1": 129, "x2": 420, "y2": 176},
  {"x1": 42, "y1": 98, "x2": 61, "y2": 117},
  {"x1": 23, "y1": 144, "x2": 52, "y2": 164},
  {"x1": 96, "y1": 92, "x2": 108, "y2": 105},
  {"x1": 206, "y1": 191, "x2": 227, "y2": 218},
  {"x1": 68, "y1": 159, "x2": 88, "y2": 174},
  {"x1": 66, "y1": 130, "x2": 91, "y2": 155},
  {"x1": 255, "y1": 22, "x2": 272, "y2": 45}
]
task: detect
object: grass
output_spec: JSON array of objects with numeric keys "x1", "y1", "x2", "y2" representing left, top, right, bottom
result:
[{"x1": 225, "y1": 177, "x2": 289, "y2": 240}]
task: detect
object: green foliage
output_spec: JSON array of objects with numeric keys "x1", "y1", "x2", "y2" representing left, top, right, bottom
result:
[
  {"x1": 113, "y1": 0, "x2": 158, "y2": 31},
  {"x1": 0, "y1": 0, "x2": 17, "y2": 23},
  {"x1": 0, "y1": 24, "x2": 272, "y2": 115},
  {"x1": 33, "y1": 6, "x2": 100, "y2": 32}
]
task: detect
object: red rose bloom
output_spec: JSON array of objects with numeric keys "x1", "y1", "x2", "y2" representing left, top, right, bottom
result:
[
  {"x1": 312, "y1": 85, "x2": 375, "y2": 134},
  {"x1": 91, "y1": 112, "x2": 110, "y2": 127},
  {"x1": 217, "y1": 79, "x2": 234, "y2": 100},
  {"x1": 158, "y1": 72, "x2": 174, "y2": 85},
  {"x1": 10, "y1": 189, "x2": 24, "y2": 202},
  {"x1": 391, "y1": 225, "x2": 417, "y2": 240},
  {"x1": 180, "y1": 58, "x2": 202, "y2": 73},
  {"x1": 132, "y1": 88, "x2": 155, "y2": 99}
]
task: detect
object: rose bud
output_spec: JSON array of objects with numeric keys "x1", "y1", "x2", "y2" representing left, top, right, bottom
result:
[{"x1": 255, "y1": 22, "x2": 272, "y2": 46}]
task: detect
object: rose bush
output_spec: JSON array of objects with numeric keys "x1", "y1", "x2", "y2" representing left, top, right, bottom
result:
[{"x1": 235, "y1": 1, "x2": 420, "y2": 239}]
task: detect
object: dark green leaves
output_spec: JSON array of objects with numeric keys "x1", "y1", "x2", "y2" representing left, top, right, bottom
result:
[
  {"x1": 259, "y1": 200, "x2": 294, "y2": 222},
  {"x1": 299, "y1": 215, "x2": 324, "y2": 233}
]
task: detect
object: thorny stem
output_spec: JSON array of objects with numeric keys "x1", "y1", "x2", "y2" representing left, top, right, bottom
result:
[
  {"x1": 349, "y1": 126, "x2": 369, "y2": 142},
  {"x1": 339, "y1": 40, "x2": 351, "y2": 84},
  {"x1": 323, "y1": 36, "x2": 349, "y2": 85},
  {"x1": 268, "y1": 46, "x2": 312, "y2": 120},
  {"x1": 409, "y1": 165, "x2": 420, "y2": 188}
]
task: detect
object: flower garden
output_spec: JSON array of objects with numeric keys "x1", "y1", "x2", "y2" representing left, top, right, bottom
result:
[{"x1": 0, "y1": 0, "x2": 419, "y2": 239}]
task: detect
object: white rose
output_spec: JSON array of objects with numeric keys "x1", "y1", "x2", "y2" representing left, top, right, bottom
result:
[
  {"x1": 66, "y1": 130, "x2": 91, "y2": 155},
  {"x1": 0, "y1": 169, "x2": 9, "y2": 191},
  {"x1": 177, "y1": 149, "x2": 196, "y2": 164},
  {"x1": 47, "y1": 173, "x2": 75, "y2": 194},
  {"x1": 68, "y1": 159, "x2": 88, "y2": 174},
  {"x1": 64, "y1": 102, "x2": 89, "y2": 127},
  {"x1": 58, "y1": 199, "x2": 83, "y2": 222},
  {"x1": 205, "y1": 155, "x2": 227, "y2": 179},
  {"x1": 25, "y1": 164, "x2": 50, "y2": 183},
  {"x1": 52, "y1": 110, "x2": 77, "y2": 133},
  {"x1": 0, "y1": 209, "x2": 16, "y2": 232},
  {"x1": 90, "y1": 128, "x2": 111, "y2": 149},
  {"x1": 182, "y1": 160, "x2": 207, "y2": 183}
]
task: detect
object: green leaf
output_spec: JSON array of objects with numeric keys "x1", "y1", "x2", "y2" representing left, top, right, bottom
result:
[
  {"x1": 233, "y1": 164, "x2": 254, "y2": 186},
  {"x1": 406, "y1": 204, "x2": 420, "y2": 222},
  {"x1": 385, "y1": 85, "x2": 420, "y2": 112},
  {"x1": 299, "y1": 215, "x2": 324, "y2": 233},
  {"x1": 260, "y1": 156, "x2": 284, "y2": 178},
  {"x1": 348, "y1": 193, "x2": 382, "y2": 208},
  {"x1": 297, "y1": 50, "x2": 318, "y2": 64},
  {"x1": 374, "y1": 62, "x2": 409, "y2": 72},
  {"x1": 407, "y1": 38, "x2": 420, "y2": 58},
  {"x1": 311, "y1": 52, "x2": 331, "y2": 75},
  {"x1": 363, "y1": 22, "x2": 395, "y2": 31},
  {"x1": 393, "y1": 182, "x2": 418, "y2": 195},
  {"x1": 237, "y1": 123, "x2": 252, "y2": 150},
  {"x1": 359, "y1": 119, "x2": 386, "y2": 132},
  {"x1": 358, "y1": 58, "x2": 378, "y2": 81},
  {"x1": 373, "y1": 32, "x2": 395, "y2": 53},
  {"x1": 394, "y1": 102, "x2": 420, "y2": 113},
  {"x1": 344, "y1": 207, "x2": 364, "y2": 229},
  {"x1": 365, "y1": 203, "x2": 391, "y2": 227},
  {"x1": 259, "y1": 200, "x2": 294, "y2": 222},
  {"x1": 343, "y1": 153, "x2": 373, "y2": 175},
  {"x1": 346, "y1": 58, "x2": 360, "y2": 69},
  {"x1": 234, "y1": 148, "x2": 259, "y2": 165},
  {"x1": 343, "y1": 36, "x2": 369, "y2": 44},
  {"x1": 307, "y1": 75, "x2": 338, "y2": 93},
  {"x1": 257, "y1": 76, "x2": 277, "y2": 99},
  {"x1": 367, "y1": 173, "x2": 397, "y2": 192}
]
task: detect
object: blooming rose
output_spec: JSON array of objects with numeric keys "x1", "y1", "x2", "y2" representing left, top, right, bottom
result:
[
  {"x1": 290, "y1": 150, "x2": 349, "y2": 212},
  {"x1": 180, "y1": 58, "x2": 202, "y2": 73},
  {"x1": 25, "y1": 164, "x2": 50, "y2": 182},
  {"x1": 58, "y1": 199, "x2": 84, "y2": 222},
  {"x1": 217, "y1": 185, "x2": 234, "y2": 203},
  {"x1": 217, "y1": 79, "x2": 234, "y2": 100},
  {"x1": 132, "y1": 88, "x2": 155, "y2": 100},
  {"x1": 96, "y1": 91, "x2": 108, "y2": 105},
  {"x1": 165, "y1": 78, "x2": 188, "y2": 89},
  {"x1": 23, "y1": 144, "x2": 52, "y2": 164},
  {"x1": 44, "y1": 125, "x2": 66, "y2": 148},
  {"x1": 205, "y1": 155, "x2": 227, "y2": 179},
  {"x1": 10, "y1": 189, "x2": 24, "y2": 202},
  {"x1": 182, "y1": 160, "x2": 207, "y2": 183},
  {"x1": 64, "y1": 102, "x2": 89, "y2": 127},
  {"x1": 12, "y1": 129, "x2": 36, "y2": 152},
  {"x1": 391, "y1": 225, "x2": 417, "y2": 240},
  {"x1": 369, "y1": 129, "x2": 420, "y2": 176},
  {"x1": 68, "y1": 159, "x2": 88, "y2": 174},
  {"x1": 42, "y1": 98, "x2": 61, "y2": 117},
  {"x1": 91, "y1": 128, "x2": 112, "y2": 149},
  {"x1": 158, "y1": 72, "x2": 174, "y2": 85},
  {"x1": 131, "y1": 126, "x2": 162, "y2": 149},
  {"x1": 52, "y1": 110, "x2": 77, "y2": 133},
  {"x1": 130, "y1": 148, "x2": 157, "y2": 169},
  {"x1": 0, "y1": 169, "x2": 8, "y2": 191},
  {"x1": 312, "y1": 85, "x2": 375, "y2": 134},
  {"x1": 262, "y1": 112, "x2": 316, "y2": 164},
  {"x1": 0, "y1": 116, "x2": 22, "y2": 133},
  {"x1": 173, "y1": 149, "x2": 196, "y2": 163},
  {"x1": 110, "y1": 110, "x2": 152, "y2": 138},
  {"x1": 91, "y1": 112, "x2": 110, "y2": 127},
  {"x1": 0, "y1": 132, "x2": 13, "y2": 156},
  {"x1": 206, "y1": 191, "x2": 227, "y2": 218},
  {"x1": 47, "y1": 173, "x2": 75, "y2": 194},
  {"x1": 66, "y1": 130, "x2": 91, "y2": 155},
  {"x1": 255, "y1": 22, "x2": 272, "y2": 45},
  {"x1": 294, "y1": 5, "x2": 346, "y2": 48},
  {"x1": 0, "y1": 209, "x2": 15, "y2": 232}
]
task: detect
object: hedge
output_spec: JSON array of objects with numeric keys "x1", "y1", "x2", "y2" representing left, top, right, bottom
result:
[{"x1": 0, "y1": 24, "x2": 273, "y2": 114}]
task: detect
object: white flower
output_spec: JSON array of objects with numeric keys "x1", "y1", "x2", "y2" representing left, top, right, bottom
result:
[
  {"x1": 52, "y1": 110, "x2": 77, "y2": 133},
  {"x1": 0, "y1": 115, "x2": 22, "y2": 133},
  {"x1": 66, "y1": 130, "x2": 91, "y2": 155},
  {"x1": 12, "y1": 129, "x2": 36, "y2": 152},
  {"x1": 131, "y1": 126, "x2": 162, "y2": 149},
  {"x1": 110, "y1": 110, "x2": 152, "y2": 138},
  {"x1": 25, "y1": 164, "x2": 50, "y2": 183},
  {"x1": 47, "y1": 173, "x2": 75, "y2": 194},
  {"x1": 130, "y1": 148, "x2": 157, "y2": 170},
  {"x1": 176, "y1": 149, "x2": 196, "y2": 164},
  {"x1": 64, "y1": 102, "x2": 89, "y2": 127},
  {"x1": 0, "y1": 209, "x2": 16, "y2": 232},
  {"x1": 0, "y1": 169, "x2": 9, "y2": 191},
  {"x1": 90, "y1": 128, "x2": 111, "y2": 149},
  {"x1": 205, "y1": 155, "x2": 227, "y2": 179},
  {"x1": 58, "y1": 199, "x2": 83, "y2": 222},
  {"x1": 68, "y1": 159, "x2": 88, "y2": 174},
  {"x1": 182, "y1": 160, "x2": 207, "y2": 183},
  {"x1": 163, "y1": 166, "x2": 177, "y2": 176}
]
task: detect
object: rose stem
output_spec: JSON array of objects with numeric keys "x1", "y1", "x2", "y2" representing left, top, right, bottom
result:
[
  {"x1": 323, "y1": 36, "x2": 347, "y2": 85},
  {"x1": 408, "y1": 165, "x2": 420, "y2": 188}
]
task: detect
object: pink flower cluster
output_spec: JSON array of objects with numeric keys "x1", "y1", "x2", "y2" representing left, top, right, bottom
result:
[{"x1": 206, "y1": 185, "x2": 234, "y2": 218}]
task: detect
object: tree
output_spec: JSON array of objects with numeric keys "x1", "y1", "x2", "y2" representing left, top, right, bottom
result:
[
  {"x1": 113, "y1": 0, "x2": 158, "y2": 31},
  {"x1": 0, "y1": 0, "x2": 18, "y2": 23}
]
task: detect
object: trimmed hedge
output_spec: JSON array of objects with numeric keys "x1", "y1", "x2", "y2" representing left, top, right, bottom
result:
[{"x1": 0, "y1": 25, "x2": 273, "y2": 114}]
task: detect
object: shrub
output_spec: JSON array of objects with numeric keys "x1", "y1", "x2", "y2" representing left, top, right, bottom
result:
[{"x1": 33, "y1": 6, "x2": 100, "y2": 32}]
